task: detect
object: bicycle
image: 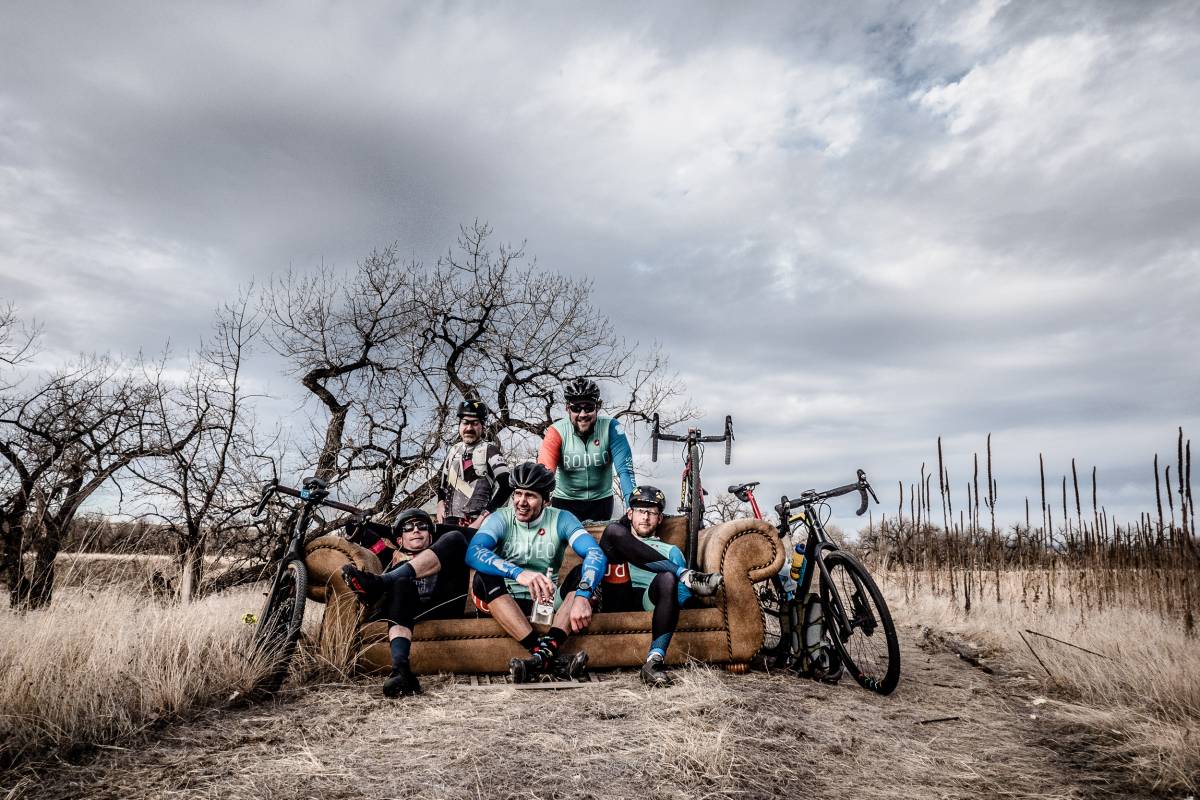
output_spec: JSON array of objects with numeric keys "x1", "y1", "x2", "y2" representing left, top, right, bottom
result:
[
  {"x1": 649, "y1": 413, "x2": 734, "y2": 569},
  {"x1": 732, "y1": 470, "x2": 901, "y2": 695},
  {"x1": 248, "y1": 475, "x2": 365, "y2": 693}
]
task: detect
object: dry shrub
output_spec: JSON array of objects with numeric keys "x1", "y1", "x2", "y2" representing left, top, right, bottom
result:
[
  {"x1": 0, "y1": 583, "x2": 267, "y2": 768},
  {"x1": 886, "y1": 572, "x2": 1200, "y2": 793}
]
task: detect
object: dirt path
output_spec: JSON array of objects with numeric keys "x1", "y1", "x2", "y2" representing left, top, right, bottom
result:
[{"x1": 8, "y1": 625, "x2": 1145, "y2": 800}]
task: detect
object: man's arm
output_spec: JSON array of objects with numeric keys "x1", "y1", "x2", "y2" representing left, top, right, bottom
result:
[
  {"x1": 465, "y1": 515, "x2": 522, "y2": 579},
  {"x1": 537, "y1": 425, "x2": 563, "y2": 472},
  {"x1": 558, "y1": 511, "x2": 606, "y2": 599},
  {"x1": 608, "y1": 418, "x2": 635, "y2": 505},
  {"x1": 484, "y1": 443, "x2": 513, "y2": 512}
]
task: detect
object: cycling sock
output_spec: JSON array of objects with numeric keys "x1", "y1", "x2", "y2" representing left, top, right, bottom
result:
[
  {"x1": 519, "y1": 631, "x2": 539, "y2": 651},
  {"x1": 389, "y1": 636, "x2": 412, "y2": 666},
  {"x1": 648, "y1": 632, "x2": 672, "y2": 662},
  {"x1": 548, "y1": 627, "x2": 568, "y2": 649}
]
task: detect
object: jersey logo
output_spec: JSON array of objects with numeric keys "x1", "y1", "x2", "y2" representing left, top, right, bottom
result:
[
  {"x1": 537, "y1": 528, "x2": 546, "y2": 536},
  {"x1": 593, "y1": 439, "x2": 600, "y2": 446},
  {"x1": 602, "y1": 563, "x2": 630, "y2": 584}
]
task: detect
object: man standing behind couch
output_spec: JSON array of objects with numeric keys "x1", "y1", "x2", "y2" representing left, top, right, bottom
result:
[
  {"x1": 437, "y1": 399, "x2": 512, "y2": 528},
  {"x1": 537, "y1": 378, "x2": 634, "y2": 522}
]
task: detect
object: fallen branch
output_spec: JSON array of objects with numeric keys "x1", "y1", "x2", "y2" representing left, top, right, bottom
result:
[
  {"x1": 916, "y1": 716, "x2": 961, "y2": 725},
  {"x1": 1018, "y1": 630, "x2": 1053, "y2": 678},
  {"x1": 1024, "y1": 629, "x2": 1115, "y2": 661}
]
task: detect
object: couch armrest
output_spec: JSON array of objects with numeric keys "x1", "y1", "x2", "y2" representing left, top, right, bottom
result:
[
  {"x1": 697, "y1": 518, "x2": 784, "y2": 581},
  {"x1": 696, "y1": 518, "x2": 785, "y2": 663},
  {"x1": 303, "y1": 534, "x2": 382, "y2": 603}
]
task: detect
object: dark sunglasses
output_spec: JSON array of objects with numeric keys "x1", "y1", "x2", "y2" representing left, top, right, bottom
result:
[
  {"x1": 567, "y1": 403, "x2": 598, "y2": 413},
  {"x1": 399, "y1": 521, "x2": 433, "y2": 533}
]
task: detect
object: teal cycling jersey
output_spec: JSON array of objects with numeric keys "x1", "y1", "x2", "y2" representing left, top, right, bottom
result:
[
  {"x1": 537, "y1": 416, "x2": 635, "y2": 503},
  {"x1": 466, "y1": 506, "x2": 605, "y2": 602}
]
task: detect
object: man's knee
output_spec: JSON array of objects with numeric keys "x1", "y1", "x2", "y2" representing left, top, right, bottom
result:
[
  {"x1": 433, "y1": 529, "x2": 468, "y2": 560},
  {"x1": 649, "y1": 570, "x2": 678, "y2": 601}
]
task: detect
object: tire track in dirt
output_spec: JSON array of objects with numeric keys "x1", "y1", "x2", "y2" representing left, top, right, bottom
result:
[{"x1": 9, "y1": 625, "x2": 1144, "y2": 800}]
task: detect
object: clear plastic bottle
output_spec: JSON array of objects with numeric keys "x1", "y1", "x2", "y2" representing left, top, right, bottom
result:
[{"x1": 530, "y1": 567, "x2": 555, "y2": 625}]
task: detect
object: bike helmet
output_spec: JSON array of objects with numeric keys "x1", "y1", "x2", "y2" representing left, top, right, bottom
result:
[
  {"x1": 509, "y1": 461, "x2": 556, "y2": 500},
  {"x1": 457, "y1": 399, "x2": 488, "y2": 421},
  {"x1": 629, "y1": 485, "x2": 666, "y2": 511},
  {"x1": 562, "y1": 377, "x2": 601, "y2": 404},
  {"x1": 393, "y1": 508, "x2": 435, "y2": 535}
]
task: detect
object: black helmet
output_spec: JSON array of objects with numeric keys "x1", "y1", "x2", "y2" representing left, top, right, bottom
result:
[
  {"x1": 629, "y1": 485, "x2": 666, "y2": 511},
  {"x1": 393, "y1": 508, "x2": 434, "y2": 536},
  {"x1": 563, "y1": 377, "x2": 601, "y2": 404},
  {"x1": 509, "y1": 461, "x2": 556, "y2": 500},
  {"x1": 457, "y1": 399, "x2": 488, "y2": 421}
]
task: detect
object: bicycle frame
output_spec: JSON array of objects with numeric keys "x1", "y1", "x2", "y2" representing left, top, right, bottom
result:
[
  {"x1": 741, "y1": 472, "x2": 880, "y2": 643},
  {"x1": 650, "y1": 414, "x2": 734, "y2": 569}
]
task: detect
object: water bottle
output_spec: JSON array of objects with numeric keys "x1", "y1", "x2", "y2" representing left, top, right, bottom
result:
[
  {"x1": 530, "y1": 567, "x2": 555, "y2": 625},
  {"x1": 789, "y1": 541, "x2": 806, "y2": 583}
]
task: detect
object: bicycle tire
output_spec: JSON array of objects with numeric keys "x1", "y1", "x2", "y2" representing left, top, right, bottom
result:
[
  {"x1": 250, "y1": 559, "x2": 308, "y2": 693},
  {"x1": 686, "y1": 447, "x2": 703, "y2": 568},
  {"x1": 818, "y1": 550, "x2": 900, "y2": 695},
  {"x1": 753, "y1": 574, "x2": 795, "y2": 669}
]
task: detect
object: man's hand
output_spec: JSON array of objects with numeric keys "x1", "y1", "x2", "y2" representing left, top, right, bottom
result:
[
  {"x1": 468, "y1": 510, "x2": 490, "y2": 529},
  {"x1": 435, "y1": 500, "x2": 446, "y2": 524},
  {"x1": 568, "y1": 593, "x2": 592, "y2": 633},
  {"x1": 516, "y1": 570, "x2": 555, "y2": 604}
]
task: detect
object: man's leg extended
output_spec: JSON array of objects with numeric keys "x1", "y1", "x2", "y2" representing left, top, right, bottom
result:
[
  {"x1": 600, "y1": 523, "x2": 723, "y2": 597},
  {"x1": 342, "y1": 530, "x2": 469, "y2": 605}
]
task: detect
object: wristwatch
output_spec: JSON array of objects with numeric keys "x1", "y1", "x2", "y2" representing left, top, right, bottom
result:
[{"x1": 575, "y1": 581, "x2": 594, "y2": 599}]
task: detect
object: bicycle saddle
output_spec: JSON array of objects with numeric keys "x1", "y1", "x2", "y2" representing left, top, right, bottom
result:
[{"x1": 728, "y1": 482, "x2": 759, "y2": 502}]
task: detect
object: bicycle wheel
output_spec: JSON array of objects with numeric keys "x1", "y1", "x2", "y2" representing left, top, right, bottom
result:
[
  {"x1": 753, "y1": 574, "x2": 796, "y2": 669},
  {"x1": 685, "y1": 448, "x2": 703, "y2": 568},
  {"x1": 251, "y1": 558, "x2": 308, "y2": 693},
  {"x1": 818, "y1": 550, "x2": 899, "y2": 695}
]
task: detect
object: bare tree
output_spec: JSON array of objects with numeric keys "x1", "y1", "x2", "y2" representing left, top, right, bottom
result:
[
  {"x1": 264, "y1": 221, "x2": 690, "y2": 518},
  {"x1": 705, "y1": 492, "x2": 748, "y2": 526},
  {"x1": 0, "y1": 354, "x2": 204, "y2": 608},
  {"x1": 127, "y1": 294, "x2": 272, "y2": 601}
]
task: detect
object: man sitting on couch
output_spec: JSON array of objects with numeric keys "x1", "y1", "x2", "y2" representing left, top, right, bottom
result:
[
  {"x1": 594, "y1": 485, "x2": 723, "y2": 686},
  {"x1": 466, "y1": 461, "x2": 607, "y2": 682},
  {"x1": 341, "y1": 510, "x2": 470, "y2": 698}
]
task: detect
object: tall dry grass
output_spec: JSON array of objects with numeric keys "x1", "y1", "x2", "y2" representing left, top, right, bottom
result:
[
  {"x1": 885, "y1": 571, "x2": 1200, "y2": 793},
  {"x1": 0, "y1": 582, "x2": 268, "y2": 769}
]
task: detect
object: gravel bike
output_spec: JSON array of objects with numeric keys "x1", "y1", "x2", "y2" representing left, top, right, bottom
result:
[
  {"x1": 735, "y1": 470, "x2": 901, "y2": 695},
  {"x1": 249, "y1": 476, "x2": 364, "y2": 693},
  {"x1": 649, "y1": 414, "x2": 734, "y2": 569}
]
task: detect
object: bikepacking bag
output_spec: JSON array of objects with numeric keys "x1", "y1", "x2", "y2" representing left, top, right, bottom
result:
[{"x1": 798, "y1": 592, "x2": 841, "y2": 682}]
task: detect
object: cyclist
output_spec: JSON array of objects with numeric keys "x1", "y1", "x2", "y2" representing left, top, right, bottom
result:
[
  {"x1": 341, "y1": 509, "x2": 470, "y2": 698},
  {"x1": 596, "y1": 485, "x2": 723, "y2": 686},
  {"x1": 466, "y1": 461, "x2": 606, "y2": 682},
  {"x1": 437, "y1": 399, "x2": 512, "y2": 528},
  {"x1": 537, "y1": 377, "x2": 634, "y2": 522}
]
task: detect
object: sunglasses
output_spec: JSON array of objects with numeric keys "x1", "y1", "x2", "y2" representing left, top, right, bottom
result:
[
  {"x1": 399, "y1": 521, "x2": 433, "y2": 533},
  {"x1": 567, "y1": 403, "x2": 598, "y2": 413}
]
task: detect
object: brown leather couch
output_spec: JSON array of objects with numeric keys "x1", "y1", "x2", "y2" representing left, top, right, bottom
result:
[{"x1": 303, "y1": 515, "x2": 784, "y2": 675}]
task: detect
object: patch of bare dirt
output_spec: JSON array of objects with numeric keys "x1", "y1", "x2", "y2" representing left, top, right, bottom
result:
[{"x1": 3, "y1": 625, "x2": 1159, "y2": 800}]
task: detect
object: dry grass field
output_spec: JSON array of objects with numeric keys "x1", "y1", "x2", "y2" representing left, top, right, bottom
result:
[{"x1": 1, "y1": 561, "x2": 1195, "y2": 799}]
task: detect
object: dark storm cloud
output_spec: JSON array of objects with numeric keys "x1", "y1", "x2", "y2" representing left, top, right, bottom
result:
[{"x1": 2, "y1": 1, "x2": 1197, "y2": 526}]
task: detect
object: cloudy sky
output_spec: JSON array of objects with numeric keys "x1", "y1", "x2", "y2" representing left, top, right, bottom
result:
[{"x1": 3, "y1": 1, "x2": 1198, "y2": 529}]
